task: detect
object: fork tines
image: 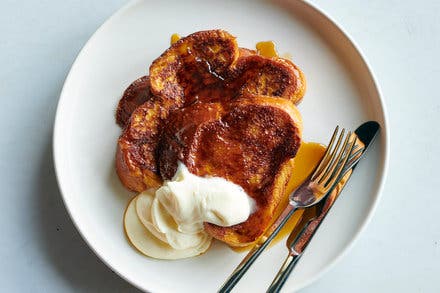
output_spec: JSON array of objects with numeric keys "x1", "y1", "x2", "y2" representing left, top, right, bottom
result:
[{"x1": 311, "y1": 126, "x2": 358, "y2": 189}]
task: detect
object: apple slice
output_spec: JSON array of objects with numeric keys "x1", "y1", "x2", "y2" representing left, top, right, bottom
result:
[
  {"x1": 134, "y1": 189, "x2": 168, "y2": 244},
  {"x1": 124, "y1": 194, "x2": 212, "y2": 260},
  {"x1": 136, "y1": 191, "x2": 210, "y2": 250}
]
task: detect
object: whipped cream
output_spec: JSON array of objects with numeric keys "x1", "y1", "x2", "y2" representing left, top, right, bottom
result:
[{"x1": 126, "y1": 161, "x2": 254, "y2": 258}]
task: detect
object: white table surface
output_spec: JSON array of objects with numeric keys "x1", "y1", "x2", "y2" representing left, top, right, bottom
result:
[{"x1": 1, "y1": 0, "x2": 439, "y2": 292}]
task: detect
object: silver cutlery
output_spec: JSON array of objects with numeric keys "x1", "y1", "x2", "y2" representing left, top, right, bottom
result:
[
  {"x1": 266, "y1": 121, "x2": 380, "y2": 292},
  {"x1": 219, "y1": 126, "x2": 358, "y2": 292}
]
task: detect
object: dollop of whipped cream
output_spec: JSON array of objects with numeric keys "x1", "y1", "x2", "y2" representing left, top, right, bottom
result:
[{"x1": 136, "y1": 161, "x2": 255, "y2": 253}]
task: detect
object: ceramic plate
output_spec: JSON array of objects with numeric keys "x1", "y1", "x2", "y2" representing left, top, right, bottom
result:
[{"x1": 53, "y1": 0, "x2": 389, "y2": 292}]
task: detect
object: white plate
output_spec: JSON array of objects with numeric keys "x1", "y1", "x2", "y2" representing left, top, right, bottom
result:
[{"x1": 53, "y1": 0, "x2": 389, "y2": 292}]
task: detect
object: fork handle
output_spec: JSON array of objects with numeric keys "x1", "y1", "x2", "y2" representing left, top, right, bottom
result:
[
  {"x1": 219, "y1": 206, "x2": 297, "y2": 292},
  {"x1": 266, "y1": 253, "x2": 301, "y2": 293}
]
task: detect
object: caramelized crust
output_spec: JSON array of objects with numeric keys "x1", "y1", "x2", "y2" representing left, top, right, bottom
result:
[
  {"x1": 116, "y1": 100, "x2": 167, "y2": 192},
  {"x1": 238, "y1": 47, "x2": 257, "y2": 58},
  {"x1": 196, "y1": 98, "x2": 302, "y2": 245},
  {"x1": 116, "y1": 30, "x2": 306, "y2": 245},
  {"x1": 158, "y1": 102, "x2": 227, "y2": 180},
  {"x1": 148, "y1": 29, "x2": 305, "y2": 106},
  {"x1": 116, "y1": 76, "x2": 152, "y2": 128},
  {"x1": 149, "y1": 30, "x2": 239, "y2": 108},
  {"x1": 233, "y1": 55, "x2": 306, "y2": 104},
  {"x1": 158, "y1": 96, "x2": 302, "y2": 245}
]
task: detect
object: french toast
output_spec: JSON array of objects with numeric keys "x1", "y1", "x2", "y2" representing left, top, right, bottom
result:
[
  {"x1": 158, "y1": 96, "x2": 302, "y2": 245},
  {"x1": 116, "y1": 76, "x2": 152, "y2": 128},
  {"x1": 116, "y1": 29, "x2": 306, "y2": 245},
  {"x1": 116, "y1": 99, "x2": 168, "y2": 191}
]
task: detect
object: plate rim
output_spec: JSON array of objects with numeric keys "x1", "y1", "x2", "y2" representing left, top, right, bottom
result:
[
  {"x1": 288, "y1": 1, "x2": 390, "y2": 290},
  {"x1": 52, "y1": 0, "x2": 390, "y2": 292}
]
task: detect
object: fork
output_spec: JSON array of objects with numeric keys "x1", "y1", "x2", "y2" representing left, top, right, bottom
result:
[
  {"x1": 267, "y1": 121, "x2": 379, "y2": 292},
  {"x1": 266, "y1": 146, "x2": 363, "y2": 293},
  {"x1": 219, "y1": 126, "x2": 357, "y2": 292}
]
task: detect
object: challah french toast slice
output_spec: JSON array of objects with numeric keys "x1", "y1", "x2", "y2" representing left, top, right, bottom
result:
[
  {"x1": 233, "y1": 54, "x2": 306, "y2": 104},
  {"x1": 158, "y1": 95, "x2": 302, "y2": 246},
  {"x1": 116, "y1": 76, "x2": 152, "y2": 128},
  {"x1": 116, "y1": 99, "x2": 168, "y2": 192}
]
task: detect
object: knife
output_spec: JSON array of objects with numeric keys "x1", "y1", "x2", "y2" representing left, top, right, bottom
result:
[{"x1": 266, "y1": 121, "x2": 380, "y2": 292}]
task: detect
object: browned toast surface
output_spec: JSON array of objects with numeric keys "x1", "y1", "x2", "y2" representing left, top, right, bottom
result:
[
  {"x1": 116, "y1": 99, "x2": 168, "y2": 192},
  {"x1": 233, "y1": 55, "x2": 306, "y2": 104},
  {"x1": 116, "y1": 76, "x2": 152, "y2": 128},
  {"x1": 149, "y1": 30, "x2": 305, "y2": 106},
  {"x1": 149, "y1": 30, "x2": 239, "y2": 108},
  {"x1": 115, "y1": 29, "x2": 306, "y2": 245},
  {"x1": 158, "y1": 96, "x2": 302, "y2": 245}
]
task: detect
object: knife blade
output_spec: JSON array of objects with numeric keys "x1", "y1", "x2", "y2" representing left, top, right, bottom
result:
[{"x1": 267, "y1": 121, "x2": 380, "y2": 292}]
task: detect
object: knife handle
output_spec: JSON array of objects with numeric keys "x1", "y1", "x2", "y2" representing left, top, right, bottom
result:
[{"x1": 267, "y1": 253, "x2": 301, "y2": 293}]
